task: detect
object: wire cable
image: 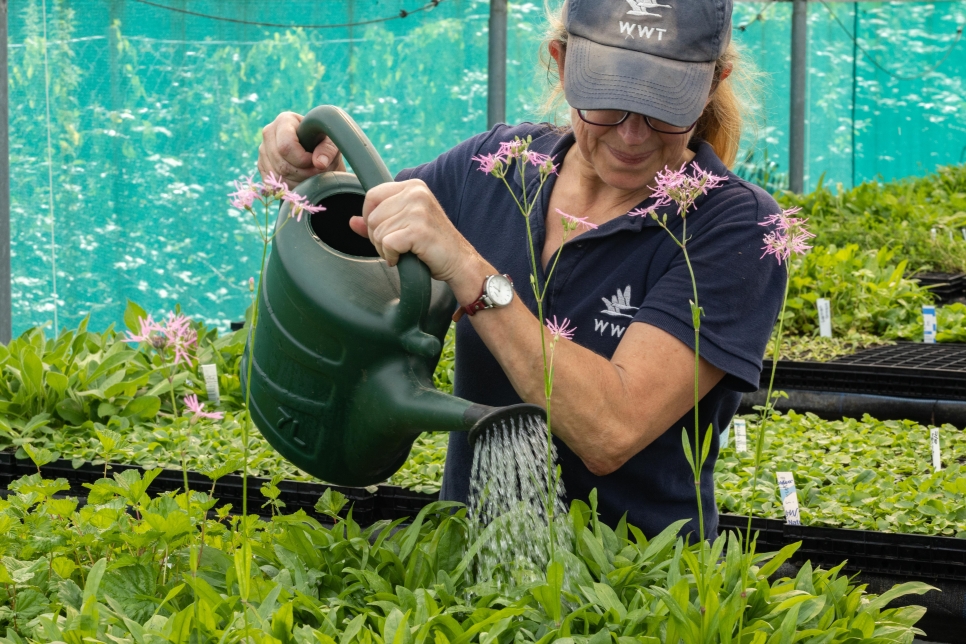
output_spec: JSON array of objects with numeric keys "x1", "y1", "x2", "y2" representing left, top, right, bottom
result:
[
  {"x1": 40, "y1": 0, "x2": 59, "y2": 331},
  {"x1": 130, "y1": 0, "x2": 446, "y2": 30},
  {"x1": 737, "y1": 0, "x2": 779, "y2": 32},
  {"x1": 819, "y1": 0, "x2": 964, "y2": 81}
]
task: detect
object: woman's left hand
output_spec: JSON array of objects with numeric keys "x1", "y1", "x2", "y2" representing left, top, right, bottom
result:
[{"x1": 351, "y1": 179, "x2": 479, "y2": 284}]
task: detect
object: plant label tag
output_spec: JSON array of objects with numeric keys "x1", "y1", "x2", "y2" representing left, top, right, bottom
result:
[
  {"x1": 777, "y1": 471, "x2": 801, "y2": 525},
  {"x1": 817, "y1": 298, "x2": 832, "y2": 338},
  {"x1": 961, "y1": 227, "x2": 966, "y2": 241},
  {"x1": 202, "y1": 364, "x2": 220, "y2": 404},
  {"x1": 931, "y1": 427, "x2": 941, "y2": 471},
  {"x1": 720, "y1": 422, "x2": 732, "y2": 450},
  {"x1": 733, "y1": 419, "x2": 748, "y2": 453},
  {"x1": 931, "y1": 227, "x2": 938, "y2": 241},
  {"x1": 923, "y1": 306, "x2": 937, "y2": 344}
]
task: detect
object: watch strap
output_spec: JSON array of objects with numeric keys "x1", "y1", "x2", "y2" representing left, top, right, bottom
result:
[{"x1": 452, "y1": 274, "x2": 512, "y2": 322}]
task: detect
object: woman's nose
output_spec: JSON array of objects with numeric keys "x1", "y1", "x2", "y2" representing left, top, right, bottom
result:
[{"x1": 616, "y1": 113, "x2": 651, "y2": 145}]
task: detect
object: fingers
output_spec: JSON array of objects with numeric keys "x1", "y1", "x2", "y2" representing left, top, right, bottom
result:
[
  {"x1": 348, "y1": 216, "x2": 369, "y2": 238},
  {"x1": 313, "y1": 138, "x2": 343, "y2": 171},
  {"x1": 259, "y1": 112, "x2": 319, "y2": 188},
  {"x1": 365, "y1": 189, "x2": 413, "y2": 266}
]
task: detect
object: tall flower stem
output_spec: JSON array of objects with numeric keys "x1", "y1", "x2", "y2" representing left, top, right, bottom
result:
[
  {"x1": 745, "y1": 273, "x2": 792, "y2": 543},
  {"x1": 241, "y1": 204, "x2": 271, "y2": 519},
  {"x1": 657, "y1": 223, "x2": 706, "y2": 549},
  {"x1": 160, "y1": 353, "x2": 191, "y2": 527}
]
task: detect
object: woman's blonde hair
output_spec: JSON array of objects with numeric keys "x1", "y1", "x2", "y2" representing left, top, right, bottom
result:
[{"x1": 539, "y1": 1, "x2": 751, "y2": 169}]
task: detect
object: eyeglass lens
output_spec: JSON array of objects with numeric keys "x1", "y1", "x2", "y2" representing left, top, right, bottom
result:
[{"x1": 577, "y1": 109, "x2": 692, "y2": 134}]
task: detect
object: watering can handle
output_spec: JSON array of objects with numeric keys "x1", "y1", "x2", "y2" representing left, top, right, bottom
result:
[{"x1": 297, "y1": 106, "x2": 436, "y2": 356}]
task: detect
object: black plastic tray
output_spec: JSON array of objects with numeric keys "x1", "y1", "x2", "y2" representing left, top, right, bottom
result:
[
  {"x1": 912, "y1": 271, "x2": 966, "y2": 304},
  {"x1": 762, "y1": 342, "x2": 966, "y2": 401},
  {"x1": 718, "y1": 514, "x2": 966, "y2": 583},
  {"x1": 0, "y1": 450, "x2": 376, "y2": 525}
]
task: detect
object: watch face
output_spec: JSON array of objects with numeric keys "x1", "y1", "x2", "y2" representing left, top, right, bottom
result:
[{"x1": 486, "y1": 275, "x2": 514, "y2": 307}]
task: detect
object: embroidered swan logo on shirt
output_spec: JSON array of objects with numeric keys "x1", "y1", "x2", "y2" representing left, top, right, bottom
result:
[
  {"x1": 625, "y1": 0, "x2": 671, "y2": 18},
  {"x1": 600, "y1": 286, "x2": 639, "y2": 319}
]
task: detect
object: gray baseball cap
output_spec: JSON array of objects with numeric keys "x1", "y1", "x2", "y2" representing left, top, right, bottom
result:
[{"x1": 563, "y1": 0, "x2": 733, "y2": 128}]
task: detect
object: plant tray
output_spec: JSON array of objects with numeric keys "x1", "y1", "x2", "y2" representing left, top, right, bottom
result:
[
  {"x1": 762, "y1": 342, "x2": 966, "y2": 401},
  {"x1": 0, "y1": 450, "x2": 376, "y2": 525},
  {"x1": 7, "y1": 453, "x2": 965, "y2": 583},
  {"x1": 911, "y1": 271, "x2": 966, "y2": 303},
  {"x1": 718, "y1": 514, "x2": 966, "y2": 583}
]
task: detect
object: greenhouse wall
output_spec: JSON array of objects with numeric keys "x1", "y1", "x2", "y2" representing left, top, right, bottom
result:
[{"x1": 6, "y1": 0, "x2": 966, "y2": 335}]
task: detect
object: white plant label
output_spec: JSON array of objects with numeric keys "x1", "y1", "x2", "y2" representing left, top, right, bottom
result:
[
  {"x1": 720, "y1": 422, "x2": 732, "y2": 450},
  {"x1": 733, "y1": 419, "x2": 748, "y2": 453},
  {"x1": 923, "y1": 305, "x2": 937, "y2": 344},
  {"x1": 817, "y1": 298, "x2": 832, "y2": 338},
  {"x1": 931, "y1": 227, "x2": 938, "y2": 241},
  {"x1": 931, "y1": 427, "x2": 942, "y2": 471},
  {"x1": 961, "y1": 227, "x2": 966, "y2": 241},
  {"x1": 202, "y1": 364, "x2": 220, "y2": 404},
  {"x1": 777, "y1": 472, "x2": 801, "y2": 525}
]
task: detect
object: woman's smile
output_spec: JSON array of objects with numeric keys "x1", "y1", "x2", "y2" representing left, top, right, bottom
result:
[{"x1": 604, "y1": 143, "x2": 655, "y2": 166}]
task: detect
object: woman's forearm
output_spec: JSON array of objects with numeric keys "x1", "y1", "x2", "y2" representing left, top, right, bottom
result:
[{"x1": 448, "y1": 254, "x2": 725, "y2": 475}]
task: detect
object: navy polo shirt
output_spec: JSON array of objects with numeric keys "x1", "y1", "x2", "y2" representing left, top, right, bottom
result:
[{"x1": 396, "y1": 122, "x2": 786, "y2": 539}]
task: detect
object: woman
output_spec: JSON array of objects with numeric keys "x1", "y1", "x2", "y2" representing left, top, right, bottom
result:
[{"x1": 258, "y1": 0, "x2": 785, "y2": 539}]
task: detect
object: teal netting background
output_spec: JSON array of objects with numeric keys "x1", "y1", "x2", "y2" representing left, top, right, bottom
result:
[{"x1": 7, "y1": 0, "x2": 966, "y2": 335}]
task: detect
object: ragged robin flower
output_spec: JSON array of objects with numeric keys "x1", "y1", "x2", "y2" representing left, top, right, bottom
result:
[{"x1": 760, "y1": 207, "x2": 815, "y2": 265}]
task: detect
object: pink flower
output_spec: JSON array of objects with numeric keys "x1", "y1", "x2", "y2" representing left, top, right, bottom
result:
[
  {"x1": 546, "y1": 316, "x2": 577, "y2": 341},
  {"x1": 650, "y1": 163, "x2": 728, "y2": 217},
  {"x1": 759, "y1": 208, "x2": 815, "y2": 265},
  {"x1": 498, "y1": 139, "x2": 528, "y2": 160},
  {"x1": 160, "y1": 313, "x2": 197, "y2": 367},
  {"x1": 473, "y1": 152, "x2": 508, "y2": 175},
  {"x1": 263, "y1": 172, "x2": 288, "y2": 192},
  {"x1": 627, "y1": 205, "x2": 659, "y2": 219},
  {"x1": 557, "y1": 208, "x2": 598, "y2": 232},
  {"x1": 282, "y1": 192, "x2": 326, "y2": 223},
  {"x1": 124, "y1": 315, "x2": 160, "y2": 344},
  {"x1": 183, "y1": 394, "x2": 225, "y2": 421},
  {"x1": 524, "y1": 150, "x2": 550, "y2": 167},
  {"x1": 229, "y1": 175, "x2": 261, "y2": 211}
]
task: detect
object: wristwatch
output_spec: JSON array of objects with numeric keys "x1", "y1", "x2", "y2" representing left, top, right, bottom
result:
[{"x1": 452, "y1": 274, "x2": 515, "y2": 322}]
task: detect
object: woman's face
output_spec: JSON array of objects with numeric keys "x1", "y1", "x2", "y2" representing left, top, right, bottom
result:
[
  {"x1": 550, "y1": 40, "x2": 698, "y2": 193},
  {"x1": 570, "y1": 110, "x2": 694, "y2": 192}
]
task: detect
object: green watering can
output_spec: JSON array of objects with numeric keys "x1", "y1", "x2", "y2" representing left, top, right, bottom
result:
[{"x1": 242, "y1": 105, "x2": 543, "y2": 487}]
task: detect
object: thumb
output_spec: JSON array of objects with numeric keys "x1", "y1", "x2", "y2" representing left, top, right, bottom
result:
[
  {"x1": 313, "y1": 138, "x2": 341, "y2": 170},
  {"x1": 349, "y1": 216, "x2": 369, "y2": 238}
]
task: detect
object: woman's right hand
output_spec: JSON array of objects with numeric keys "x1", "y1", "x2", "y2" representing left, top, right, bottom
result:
[{"x1": 258, "y1": 111, "x2": 346, "y2": 189}]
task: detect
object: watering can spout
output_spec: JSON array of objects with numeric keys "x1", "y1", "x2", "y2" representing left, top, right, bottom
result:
[{"x1": 242, "y1": 104, "x2": 547, "y2": 487}]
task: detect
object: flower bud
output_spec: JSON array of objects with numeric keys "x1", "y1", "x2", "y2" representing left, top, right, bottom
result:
[{"x1": 249, "y1": 277, "x2": 255, "y2": 293}]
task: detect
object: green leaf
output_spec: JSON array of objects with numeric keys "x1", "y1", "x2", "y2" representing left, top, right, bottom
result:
[
  {"x1": 100, "y1": 563, "x2": 158, "y2": 623},
  {"x1": 124, "y1": 300, "x2": 149, "y2": 336},
  {"x1": 234, "y1": 540, "x2": 252, "y2": 601},
  {"x1": 23, "y1": 443, "x2": 55, "y2": 468},
  {"x1": 83, "y1": 558, "x2": 108, "y2": 606},
  {"x1": 46, "y1": 371, "x2": 69, "y2": 396},
  {"x1": 56, "y1": 398, "x2": 87, "y2": 425},
  {"x1": 20, "y1": 347, "x2": 44, "y2": 395},
  {"x1": 757, "y1": 542, "x2": 802, "y2": 580},
  {"x1": 315, "y1": 488, "x2": 348, "y2": 519},
  {"x1": 530, "y1": 560, "x2": 564, "y2": 623},
  {"x1": 859, "y1": 581, "x2": 936, "y2": 613},
  {"x1": 121, "y1": 395, "x2": 161, "y2": 421}
]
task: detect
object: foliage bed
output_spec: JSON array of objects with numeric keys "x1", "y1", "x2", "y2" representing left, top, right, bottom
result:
[
  {"x1": 2, "y1": 311, "x2": 966, "y2": 538},
  {"x1": 767, "y1": 165, "x2": 966, "y2": 347},
  {"x1": 777, "y1": 164, "x2": 966, "y2": 275},
  {"x1": 0, "y1": 469, "x2": 931, "y2": 643},
  {"x1": 716, "y1": 412, "x2": 966, "y2": 537}
]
